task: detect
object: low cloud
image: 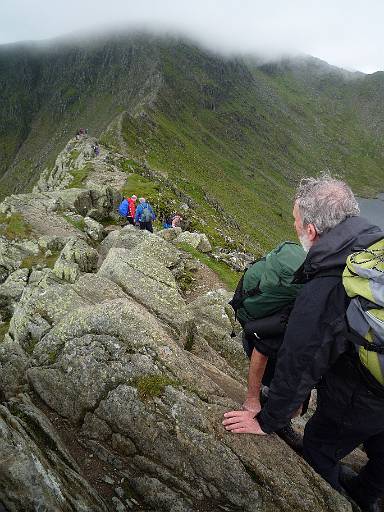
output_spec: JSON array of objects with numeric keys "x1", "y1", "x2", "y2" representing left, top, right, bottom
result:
[{"x1": 1, "y1": 0, "x2": 383, "y2": 73}]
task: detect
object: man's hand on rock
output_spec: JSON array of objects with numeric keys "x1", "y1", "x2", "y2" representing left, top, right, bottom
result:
[
  {"x1": 242, "y1": 397, "x2": 262, "y2": 416},
  {"x1": 222, "y1": 410, "x2": 267, "y2": 435}
]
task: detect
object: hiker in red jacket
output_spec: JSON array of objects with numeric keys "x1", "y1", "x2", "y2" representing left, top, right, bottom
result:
[{"x1": 127, "y1": 195, "x2": 137, "y2": 225}]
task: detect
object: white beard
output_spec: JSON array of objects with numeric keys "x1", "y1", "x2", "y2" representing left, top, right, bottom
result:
[{"x1": 299, "y1": 232, "x2": 312, "y2": 253}]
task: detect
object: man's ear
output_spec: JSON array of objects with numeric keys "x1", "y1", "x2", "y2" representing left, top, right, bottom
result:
[{"x1": 306, "y1": 223, "x2": 318, "y2": 242}]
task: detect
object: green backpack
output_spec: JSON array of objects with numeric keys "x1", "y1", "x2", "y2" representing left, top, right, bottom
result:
[
  {"x1": 343, "y1": 239, "x2": 384, "y2": 385},
  {"x1": 230, "y1": 241, "x2": 306, "y2": 325}
]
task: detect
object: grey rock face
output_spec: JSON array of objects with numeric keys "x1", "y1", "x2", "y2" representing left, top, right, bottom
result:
[
  {"x1": 0, "y1": 394, "x2": 107, "y2": 512},
  {"x1": 84, "y1": 216, "x2": 106, "y2": 241},
  {"x1": 0, "y1": 184, "x2": 352, "y2": 511},
  {"x1": 186, "y1": 289, "x2": 248, "y2": 380},
  {"x1": 175, "y1": 231, "x2": 212, "y2": 253},
  {"x1": 158, "y1": 227, "x2": 182, "y2": 241},
  {"x1": 53, "y1": 238, "x2": 98, "y2": 282},
  {"x1": 98, "y1": 248, "x2": 191, "y2": 337},
  {"x1": 212, "y1": 248, "x2": 255, "y2": 271},
  {"x1": 99, "y1": 224, "x2": 153, "y2": 259},
  {"x1": 0, "y1": 238, "x2": 35, "y2": 282},
  {"x1": 0, "y1": 268, "x2": 29, "y2": 320}
]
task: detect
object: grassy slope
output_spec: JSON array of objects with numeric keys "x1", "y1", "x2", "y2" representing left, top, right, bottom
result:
[
  {"x1": 1, "y1": 36, "x2": 383, "y2": 252},
  {"x1": 118, "y1": 43, "x2": 384, "y2": 251}
]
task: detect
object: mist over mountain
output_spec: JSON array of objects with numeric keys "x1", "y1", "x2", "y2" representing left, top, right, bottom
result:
[{"x1": 1, "y1": 31, "x2": 383, "y2": 249}]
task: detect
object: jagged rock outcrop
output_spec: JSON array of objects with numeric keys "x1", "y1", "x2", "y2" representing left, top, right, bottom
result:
[
  {"x1": 212, "y1": 248, "x2": 255, "y2": 272},
  {"x1": 0, "y1": 219, "x2": 352, "y2": 511},
  {"x1": 0, "y1": 134, "x2": 354, "y2": 512},
  {"x1": 84, "y1": 216, "x2": 106, "y2": 242},
  {"x1": 0, "y1": 394, "x2": 107, "y2": 512},
  {"x1": 53, "y1": 238, "x2": 99, "y2": 283},
  {"x1": 0, "y1": 268, "x2": 29, "y2": 320},
  {"x1": 175, "y1": 231, "x2": 212, "y2": 253}
]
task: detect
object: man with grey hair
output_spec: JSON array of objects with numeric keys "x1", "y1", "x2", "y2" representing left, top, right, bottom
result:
[{"x1": 223, "y1": 175, "x2": 384, "y2": 511}]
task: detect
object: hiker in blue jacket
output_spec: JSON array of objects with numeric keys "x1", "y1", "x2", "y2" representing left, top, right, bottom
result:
[{"x1": 134, "y1": 197, "x2": 156, "y2": 233}]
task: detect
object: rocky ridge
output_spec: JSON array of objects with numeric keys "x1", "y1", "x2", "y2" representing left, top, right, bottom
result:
[{"x1": 0, "y1": 136, "x2": 352, "y2": 511}]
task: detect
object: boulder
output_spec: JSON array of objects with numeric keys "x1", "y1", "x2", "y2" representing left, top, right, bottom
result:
[
  {"x1": 0, "y1": 268, "x2": 29, "y2": 320},
  {"x1": 98, "y1": 225, "x2": 153, "y2": 259},
  {"x1": 0, "y1": 238, "x2": 36, "y2": 281},
  {"x1": 128, "y1": 236, "x2": 183, "y2": 269},
  {"x1": 84, "y1": 217, "x2": 106, "y2": 241},
  {"x1": 175, "y1": 231, "x2": 212, "y2": 253},
  {"x1": 212, "y1": 248, "x2": 255, "y2": 271},
  {"x1": 0, "y1": 273, "x2": 132, "y2": 397},
  {"x1": 53, "y1": 239, "x2": 98, "y2": 282},
  {"x1": 158, "y1": 227, "x2": 182, "y2": 241},
  {"x1": 53, "y1": 259, "x2": 81, "y2": 283},
  {"x1": 98, "y1": 248, "x2": 191, "y2": 336}
]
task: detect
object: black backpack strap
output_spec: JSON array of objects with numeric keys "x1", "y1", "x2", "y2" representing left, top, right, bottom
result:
[{"x1": 346, "y1": 327, "x2": 384, "y2": 354}]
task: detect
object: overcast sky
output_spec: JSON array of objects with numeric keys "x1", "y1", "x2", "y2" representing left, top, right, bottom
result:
[{"x1": 1, "y1": 0, "x2": 383, "y2": 73}]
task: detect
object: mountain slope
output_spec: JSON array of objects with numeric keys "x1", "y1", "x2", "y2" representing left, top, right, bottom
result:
[
  {"x1": 1, "y1": 34, "x2": 384, "y2": 250},
  {"x1": 0, "y1": 34, "x2": 163, "y2": 196}
]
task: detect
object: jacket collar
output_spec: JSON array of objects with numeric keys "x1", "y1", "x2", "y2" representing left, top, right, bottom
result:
[{"x1": 296, "y1": 216, "x2": 383, "y2": 281}]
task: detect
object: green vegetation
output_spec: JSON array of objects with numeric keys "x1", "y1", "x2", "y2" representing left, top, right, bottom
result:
[
  {"x1": 121, "y1": 172, "x2": 159, "y2": 199},
  {"x1": 20, "y1": 250, "x2": 60, "y2": 269},
  {"x1": 0, "y1": 212, "x2": 33, "y2": 240},
  {"x1": 68, "y1": 163, "x2": 93, "y2": 188},
  {"x1": 62, "y1": 214, "x2": 85, "y2": 231},
  {"x1": 99, "y1": 131, "x2": 119, "y2": 150},
  {"x1": 134, "y1": 374, "x2": 179, "y2": 400},
  {"x1": 177, "y1": 269, "x2": 196, "y2": 292},
  {"x1": 69, "y1": 149, "x2": 80, "y2": 161},
  {"x1": 184, "y1": 330, "x2": 195, "y2": 352},
  {"x1": 48, "y1": 350, "x2": 58, "y2": 364},
  {"x1": 25, "y1": 338, "x2": 38, "y2": 355},
  {"x1": 177, "y1": 243, "x2": 240, "y2": 291},
  {"x1": 0, "y1": 321, "x2": 10, "y2": 343}
]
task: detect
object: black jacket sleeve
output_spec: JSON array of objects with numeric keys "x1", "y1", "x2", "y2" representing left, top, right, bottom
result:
[{"x1": 257, "y1": 276, "x2": 349, "y2": 433}]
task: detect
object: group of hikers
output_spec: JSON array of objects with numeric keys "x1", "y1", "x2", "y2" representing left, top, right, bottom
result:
[
  {"x1": 74, "y1": 128, "x2": 99, "y2": 156},
  {"x1": 75, "y1": 127, "x2": 87, "y2": 140},
  {"x1": 118, "y1": 194, "x2": 183, "y2": 233},
  {"x1": 224, "y1": 175, "x2": 384, "y2": 512}
]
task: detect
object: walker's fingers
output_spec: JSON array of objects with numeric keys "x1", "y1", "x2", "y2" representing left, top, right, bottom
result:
[{"x1": 223, "y1": 411, "x2": 245, "y2": 418}]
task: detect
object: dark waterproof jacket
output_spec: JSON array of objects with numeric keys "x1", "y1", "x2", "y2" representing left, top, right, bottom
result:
[{"x1": 257, "y1": 216, "x2": 383, "y2": 434}]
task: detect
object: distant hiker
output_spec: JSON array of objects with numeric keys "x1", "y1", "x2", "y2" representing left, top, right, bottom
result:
[
  {"x1": 171, "y1": 214, "x2": 183, "y2": 228},
  {"x1": 117, "y1": 194, "x2": 137, "y2": 225},
  {"x1": 94, "y1": 144, "x2": 100, "y2": 157},
  {"x1": 135, "y1": 197, "x2": 156, "y2": 233},
  {"x1": 162, "y1": 212, "x2": 181, "y2": 229},
  {"x1": 224, "y1": 175, "x2": 384, "y2": 512},
  {"x1": 127, "y1": 195, "x2": 137, "y2": 225},
  {"x1": 118, "y1": 197, "x2": 129, "y2": 224},
  {"x1": 228, "y1": 241, "x2": 306, "y2": 450}
]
